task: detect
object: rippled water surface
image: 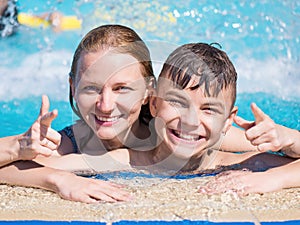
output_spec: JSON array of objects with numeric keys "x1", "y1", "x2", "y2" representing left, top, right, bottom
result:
[{"x1": 1, "y1": 0, "x2": 299, "y2": 136}]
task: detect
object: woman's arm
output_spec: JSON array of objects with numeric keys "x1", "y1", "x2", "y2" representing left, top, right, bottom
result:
[
  {"x1": 0, "y1": 160, "x2": 131, "y2": 203},
  {"x1": 0, "y1": 95, "x2": 62, "y2": 167}
]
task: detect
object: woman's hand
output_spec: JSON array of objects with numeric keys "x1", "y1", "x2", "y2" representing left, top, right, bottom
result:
[
  {"x1": 49, "y1": 171, "x2": 132, "y2": 203},
  {"x1": 18, "y1": 95, "x2": 61, "y2": 160}
]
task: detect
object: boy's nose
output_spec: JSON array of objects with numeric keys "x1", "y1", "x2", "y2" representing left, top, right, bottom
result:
[{"x1": 181, "y1": 107, "x2": 200, "y2": 128}]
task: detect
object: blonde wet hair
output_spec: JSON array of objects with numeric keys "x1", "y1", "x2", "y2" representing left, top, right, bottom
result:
[{"x1": 69, "y1": 24, "x2": 155, "y2": 124}]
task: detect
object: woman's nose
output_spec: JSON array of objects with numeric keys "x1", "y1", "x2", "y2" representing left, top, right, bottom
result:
[{"x1": 96, "y1": 89, "x2": 115, "y2": 113}]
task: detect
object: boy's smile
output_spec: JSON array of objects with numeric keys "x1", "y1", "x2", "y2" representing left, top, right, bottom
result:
[
  {"x1": 151, "y1": 77, "x2": 236, "y2": 160},
  {"x1": 169, "y1": 129, "x2": 203, "y2": 142}
]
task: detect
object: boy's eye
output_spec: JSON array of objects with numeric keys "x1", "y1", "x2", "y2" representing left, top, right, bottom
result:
[
  {"x1": 202, "y1": 107, "x2": 218, "y2": 115},
  {"x1": 166, "y1": 99, "x2": 188, "y2": 108}
]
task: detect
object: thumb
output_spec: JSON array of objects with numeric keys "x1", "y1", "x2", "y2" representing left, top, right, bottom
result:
[
  {"x1": 233, "y1": 115, "x2": 255, "y2": 130},
  {"x1": 40, "y1": 109, "x2": 58, "y2": 127},
  {"x1": 251, "y1": 102, "x2": 267, "y2": 123}
]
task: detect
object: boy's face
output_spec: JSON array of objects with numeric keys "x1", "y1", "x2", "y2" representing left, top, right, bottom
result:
[{"x1": 150, "y1": 76, "x2": 237, "y2": 159}]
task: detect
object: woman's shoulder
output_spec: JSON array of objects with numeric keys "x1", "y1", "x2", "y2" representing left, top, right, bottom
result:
[{"x1": 59, "y1": 121, "x2": 87, "y2": 154}]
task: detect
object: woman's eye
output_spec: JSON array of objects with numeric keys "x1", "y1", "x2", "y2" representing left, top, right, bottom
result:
[
  {"x1": 114, "y1": 86, "x2": 133, "y2": 92},
  {"x1": 83, "y1": 86, "x2": 100, "y2": 93}
]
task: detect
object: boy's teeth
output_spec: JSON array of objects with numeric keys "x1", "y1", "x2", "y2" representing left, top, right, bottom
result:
[
  {"x1": 96, "y1": 116, "x2": 118, "y2": 122},
  {"x1": 173, "y1": 130, "x2": 199, "y2": 141}
]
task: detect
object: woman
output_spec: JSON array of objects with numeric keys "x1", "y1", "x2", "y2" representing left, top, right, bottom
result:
[{"x1": 0, "y1": 24, "x2": 155, "y2": 203}]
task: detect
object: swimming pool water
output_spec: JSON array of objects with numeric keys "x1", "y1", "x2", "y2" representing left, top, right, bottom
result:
[
  {"x1": 1, "y1": 0, "x2": 299, "y2": 136},
  {"x1": 0, "y1": 2, "x2": 300, "y2": 224},
  {"x1": 1, "y1": 92, "x2": 299, "y2": 137}
]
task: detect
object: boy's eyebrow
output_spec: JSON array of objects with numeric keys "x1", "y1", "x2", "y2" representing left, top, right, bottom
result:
[
  {"x1": 164, "y1": 89, "x2": 189, "y2": 99},
  {"x1": 189, "y1": 84, "x2": 200, "y2": 91},
  {"x1": 202, "y1": 101, "x2": 225, "y2": 109}
]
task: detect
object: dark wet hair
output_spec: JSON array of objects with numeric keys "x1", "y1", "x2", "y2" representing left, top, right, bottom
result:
[
  {"x1": 69, "y1": 24, "x2": 154, "y2": 125},
  {"x1": 158, "y1": 42, "x2": 237, "y2": 108}
]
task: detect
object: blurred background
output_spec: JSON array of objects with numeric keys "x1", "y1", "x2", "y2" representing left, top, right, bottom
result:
[{"x1": 1, "y1": 0, "x2": 299, "y2": 136}]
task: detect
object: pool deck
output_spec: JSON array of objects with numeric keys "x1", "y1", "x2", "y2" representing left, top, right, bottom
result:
[{"x1": 0, "y1": 176, "x2": 299, "y2": 223}]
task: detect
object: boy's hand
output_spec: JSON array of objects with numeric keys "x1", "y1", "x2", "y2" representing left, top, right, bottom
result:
[
  {"x1": 18, "y1": 95, "x2": 61, "y2": 160},
  {"x1": 234, "y1": 103, "x2": 289, "y2": 152}
]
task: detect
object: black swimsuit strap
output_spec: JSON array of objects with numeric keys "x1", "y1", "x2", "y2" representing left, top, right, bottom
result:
[{"x1": 60, "y1": 125, "x2": 79, "y2": 153}]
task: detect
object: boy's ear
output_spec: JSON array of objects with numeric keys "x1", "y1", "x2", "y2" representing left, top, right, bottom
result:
[
  {"x1": 149, "y1": 95, "x2": 158, "y2": 117},
  {"x1": 223, "y1": 106, "x2": 238, "y2": 134},
  {"x1": 142, "y1": 77, "x2": 156, "y2": 105}
]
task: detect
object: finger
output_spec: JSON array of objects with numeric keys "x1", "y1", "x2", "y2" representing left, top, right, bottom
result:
[
  {"x1": 61, "y1": 193, "x2": 98, "y2": 204},
  {"x1": 35, "y1": 145, "x2": 54, "y2": 157},
  {"x1": 89, "y1": 192, "x2": 118, "y2": 203},
  {"x1": 96, "y1": 181, "x2": 132, "y2": 201},
  {"x1": 250, "y1": 134, "x2": 270, "y2": 146},
  {"x1": 77, "y1": 197, "x2": 98, "y2": 204},
  {"x1": 245, "y1": 121, "x2": 268, "y2": 141},
  {"x1": 249, "y1": 126, "x2": 278, "y2": 147},
  {"x1": 233, "y1": 115, "x2": 255, "y2": 130},
  {"x1": 256, "y1": 143, "x2": 273, "y2": 152},
  {"x1": 108, "y1": 189, "x2": 132, "y2": 201},
  {"x1": 41, "y1": 110, "x2": 58, "y2": 128},
  {"x1": 41, "y1": 138, "x2": 58, "y2": 150},
  {"x1": 39, "y1": 95, "x2": 50, "y2": 117},
  {"x1": 43, "y1": 128, "x2": 62, "y2": 146},
  {"x1": 251, "y1": 103, "x2": 268, "y2": 123}
]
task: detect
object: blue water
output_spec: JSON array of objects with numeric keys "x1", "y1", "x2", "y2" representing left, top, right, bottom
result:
[
  {"x1": 0, "y1": 1, "x2": 300, "y2": 224},
  {"x1": 1, "y1": 0, "x2": 299, "y2": 138}
]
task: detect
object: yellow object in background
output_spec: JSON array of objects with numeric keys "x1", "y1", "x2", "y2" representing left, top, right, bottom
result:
[
  {"x1": 17, "y1": 12, "x2": 82, "y2": 30},
  {"x1": 59, "y1": 16, "x2": 82, "y2": 30}
]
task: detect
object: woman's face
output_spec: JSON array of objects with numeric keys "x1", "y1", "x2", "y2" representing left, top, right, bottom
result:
[
  {"x1": 73, "y1": 50, "x2": 149, "y2": 141},
  {"x1": 151, "y1": 77, "x2": 236, "y2": 160}
]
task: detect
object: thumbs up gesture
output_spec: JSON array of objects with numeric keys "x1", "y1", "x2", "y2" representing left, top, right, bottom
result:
[
  {"x1": 234, "y1": 103, "x2": 291, "y2": 152},
  {"x1": 18, "y1": 95, "x2": 62, "y2": 160}
]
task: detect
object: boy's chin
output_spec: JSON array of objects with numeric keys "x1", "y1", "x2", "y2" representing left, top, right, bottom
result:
[
  {"x1": 172, "y1": 147, "x2": 207, "y2": 162},
  {"x1": 172, "y1": 149, "x2": 197, "y2": 160}
]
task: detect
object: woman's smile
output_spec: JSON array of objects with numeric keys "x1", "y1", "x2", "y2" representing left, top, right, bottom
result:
[{"x1": 94, "y1": 114, "x2": 123, "y2": 127}]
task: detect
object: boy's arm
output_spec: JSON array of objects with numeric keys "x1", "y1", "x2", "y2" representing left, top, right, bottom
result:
[
  {"x1": 34, "y1": 148, "x2": 132, "y2": 172},
  {"x1": 268, "y1": 159, "x2": 300, "y2": 189},
  {"x1": 278, "y1": 127, "x2": 300, "y2": 157},
  {"x1": 0, "y1": 161, "x2": 131, "y2": 203},
  {"x1": 199, "y1": 159, "x2": 300, "y2": 195},
  {"x1": 220, "y1": 126, "x2": 256, "y2": 152},
  {"x1": 221, "y1": 103, "x2": 300, "y2": 157}
]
